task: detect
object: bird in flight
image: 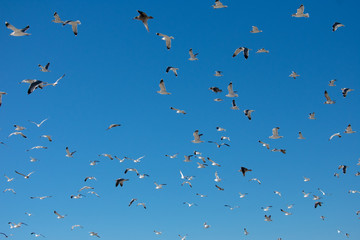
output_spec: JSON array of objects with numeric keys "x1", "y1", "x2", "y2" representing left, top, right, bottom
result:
[
  {"x1": 52, "y1": 12, "x2": 64, "y2": 24},
  {"x1": 212, "y1": 0, "x2": 227, "y2": 8},
  {"x1": 269, "y1": 127, "x2": 283, "y2": 139},
  {"x1": 44, "y1": 74, "x2": 65, "y2": 87},
  {"x1": 106, "y1": 124, "x2": 121, "y2": 130},
  {"x1": 29, "y1": 118, "x2": 48, "y2": 127},
  {"x1": 5, "y1": 22, "x2": 30, "y2": 36},
  {"x1": 31, "y1": 232, "x2": 45, "y2": 238},
  {"x1": 66, "y1": 147, "x2": 76, "y2": 157},
  {"x1": 54, "y1": 210, "x2": 66, "y2": 219},
  {"x1": 166, "y1": 67, "x2": 179, "y2": 77},
  {"x1": 256, "y1": 48, "x2": 269, "y2": 53},
  {"x1": 154, "y1": 182, "x2": 167, "y2": 189},
  {"x1": 244, "y1": 110, "x2": 254, "y2": 120},
  {"x1": 115, "y1": 178, "x2": 129, "y2": 187},
  {"x1": 192, "y1": 130, "x2": 204, "y2": 143},
  {"x1": 170, "y1": 107, "x2": 186, "y2": 114},
  {"x1": 239, "y1": 167, "x2": 252, "y2": 176},
  {"x1": 15, "y1": 171, "x2": 34, "y2": 179},
  {"x1": 214, "y1": 71, "x2": 223, "y2": 77},
  {"x1": 38, "y1": 63, "x2": 50, "y2": 72},
  {"x1": 134, "y1": 10, "x2": 153, "y2": 32},
  {"x1": 289, "y1": 71, "x2": 300, "y2": 79},
  {"x1": 344, "y1": 124, "x2": 355, "y2": 134},
  {"x1": 329, "y1": 79, "x2": 336, "y2": 86},
  {"x1": 157, "y1": 79, "x2": 171, "y2": 95},
  {"x1": 233, "y1": 47, "x2": 250, "y2": 59},
  {"x1": 341, "y1": 88, "x2": 354, "y2": 97},
  {"x1": 332, "y1": 22, "x2": 344, "y2": 32},
  {"x1": 250, "y1": 26, "x2": 262, "y2": 33},
  {"x1": 188, "y1": 48, "x2": 199, "y2": 61},
  {"x1": 226, "y1": 82, "x2": 238, "y2": 97},
  {"x1": 324, "y1": 91, "x2": 335, "y2": 104},
  {"x1": 156, "y1": 33, "x2": 174, "y2": 50},
  {"x1": 292, "y1": 5, "x2": 309, "y2": 18},
  {"x1": 63, "y1": 20, "x2": 81, "y2": 36},
  {"x1": 0, "y1": 92, "x2": 7, "y2": 107},
  {"x1": 259, "y1": 140, "x2": 270, "y2": 149}
]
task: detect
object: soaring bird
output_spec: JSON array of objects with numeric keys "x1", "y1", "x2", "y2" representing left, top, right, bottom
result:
[
  {"x1": 41, "y1": 135, "x2": 52, "y2": 142},
  {"x1": 44, "y1": 74, "x2": 65, "y2": 87},
  {"x1": 8, "y1": 132, "x2": 27, "y2": 138},
  {"x1": 212, "y1": 0, "x2": 227, "y2": 8},
  {"x1": 329, "y1": 133, "x2": 341, "y2": 141},
  {"x1": 214, "y1": 71, "x2": 223, "y2": 77},
  {"x1": 54, "y1": 210, "x2": 66, "y2": 219},
  {"x1": 129, "y1": 198, "x2": 137, "y2": 207},
  {"x1": 99, "y1": 153, "x2": 113, "y2": 160},
  {"x1": 156, "y1": 33, "x2": 174, "y2": 50},
  {"x1": 269, "y1": 127, "x2": 283, "y2": 139},
  {"x1": 154, "y1": 230, "x2": 162, "y2": 235},
  {"x1": 154, "y1": 182, "x2": 167, "y2": 189},
  {"x1": 329, "y1": 79, "x2": 336, "y2": 86},
  {"x1": 271, "y1": 148, "x2": 286, "y2": 154},
  {"x1": 38, "y1": 63, "x2": 50, "y2": 72},
  {"x1": 203, "y1": 222, "x2": 210, "y2": 229},
  {"x1": 289, "y1": 71, "x2": 300, "y2": 79},
  {"x1": 309, "y1": 112, "x2": 316, "y2": 119},
  {"x1": 188, "y1": 48, "x2": 199, "y2": 61},
  {"x1": 244, "y1": 110, "x2": 254, "y2": 120},
  {"x1": 115, "y1": 178, "x2": 129, "y2": 187},
  {"x1": 249, "y1": 178, "x2": 261, "y2": 184},
  {"x1": 27, "y1": 80, "x2": 47, "y2": 95},
  {"x1": 233, "y1": 47, "x2": 250, "y2": 59},
  {"x1": 137, "y1": 203, "x2": 146, "y2": 209},
  {"x1": 165, "y1": 153, "x2": 178, "y2": 159},
  {"x1": 0, "y1": 92, "x2": 7, "y2": 107},
  {"x1": 226, "y1": 82, "x2": 238, "y2": 97},
  {"x1": 250, "y1": 26, "x2": 262, "y2": 33},
  {"x1": 31, "y1": 232, "x2": 45, "y2": 238},
  {"x1": 157, "y1": 79, "x2": 171, "y2": 95},
  {"x1": 29, "y1": 118, "x2": 48, "y2": 127},
  {"x1": 215, "y1": 185, "x2": 224, "y2": 191},
  {"x1": 4, "y1": 175, "x2": 14, "y2": 182},
  {"x1": 224, "y1": 205, "x2": 239, "y2": 210},
  {"x1": 71, "y1": 225, "x2": 84, "y2": 231},
  {"x1": 14, "y1": 125, "x2": 25, "y2": 131},
  {"x1": 256, "y1": 48, "x2": 269, "y2": 53},
  {"x1": 261, "y1": 206, "x2": 272, "y2": 211},
  {"x1": 134, "y1": 10, "x2": 153, "y2": 32},
  {"x1": 15, "y1": 171, "x2": 34, "y2": 179},
  {"x1": 192, "y1": 130, "x2": 204, "y2": 143},
  {"x1": 274, "y1": 191, "x2": 282, "y2": 197},
  {"x1": 5, "y1": 22, "x2": 30, "y2": 36},
  {"x1": 207, "y1": 157, "x2": 221, "y2": 166},
  {"x1": 166, "y1": 67, "x2": 179, "y2": 77},
  {"x1": 314, "y1": 202, "x2": 323, "y2": 208},
  {"x1": 89, "y1": 232, "x2": 100, "y2": 238},
  {"x1": 52, "y1": 12, "x2": 64, "y2": 24},
  {"x1": 258, "y1": 140, "x2": 270, "y2": 149},
  {"x1": 280, "y1": 209, "x2": 292, "y2": 216},
  {"x1": 209, "y1": 87, "x2": 222, "y2": 93},
  {"x1": 27, "y1": 146, "x2": 47, "y2": 151},
  {"x1": 30, "y1": 196, "x2": 52, "y2": 200},
  {"x1": 332, "y1": 22, "x2": 344, "y2": 32},
  {"x1": 208, "y1": 141, "x2": 230, "y2": 148},
  {"x1": 292, "y1": 5, "x2": 309, "y2": 18},
  {"x1": 341, "y1": 88, "x2": 354, "y2": 97},
  {"x1": 338, "y1": 165, "x2": 347, "y2": 174},
  {"x1": 170, "y1": 107, "x2": 186, "y2": 114},
  {"x1": 264, "y1": 215, "x2": 272, "y2": 222},
  {"x1": 63, "y1": 20, "x2": 81, "y2": 36},
  {"x1": 183, "y1": 202, "x2": 197, "y2": 207},
  {"x1": 66, "y1": 147, "x2": 76, "y2": 157},
  {"x1": 239, "y1": 192, "x2": 248, "y2": 198},
  {"x1": 239, "y1": 167, "x2": 252, "y2": 176},
  {"x1": 84, "y1": 176, "x2": 97, "y2": 182},
  {"x1": 344, "y1": 124, "x2": 356, "y2": 134},
  {"x1": 78, "y1": 186, "x2": 94, "y2": 192},
  {"x1": 324, "y1": 91, "x2": 335, "y2": 104},
  {"x1": 107, "y1": 124, "x2": 121, "y2": 130},
  {"x1": 214, "y1": 171, "x2": 221, "y2": 182},
  {"x1": 0, "y1": 232, "x2": 9, "y2": 238},
  {"x1": 8, "y1": 222, "x2": 27, "y2": 228},
  {"x1": 298, "y1": 132, "x2": 305, "y2": 139},
  {"x1": 3, "y1": 188, "x2": 16, "y2": 194}
]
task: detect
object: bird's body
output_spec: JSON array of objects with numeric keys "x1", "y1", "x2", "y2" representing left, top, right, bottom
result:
[
  {"x1": 38, "y1": 63, "x2": 50, "y2": 72},
  {"x1": 188, "y1": 48, "x2": 199, "y2": 61},
  {"x1": 156, "y1": 33, "x2": 174, "y2": 50},
  {"x1": 269, "y1": 127, "x2": 283, "y2": 139},
  {"x1": 292, "y1": 5, "x2": 309, "y2": 18},
  {"x1": 250, "y1": 26, "x2": 262, "y2": 33},
  {"x1": 157, "y1": 79, "x2": 171, "y2": 95},
  {"x1": 63, "y1": 20, "x2": 81, "y2": 36},
  {"x1": 233, "y1": 47, "x2": 250, "y2": 59},
  {"x1": 166, "y1": 67, "x2": 179, "y2": 77},
  {"x1": 5, "y1": 22, "x2": 30, "y2": 36},
  {"x1": 226, "y1": 82, "x2": 238, "y2": 97},
  {"x1": 192, "y1": 130, "x2": 204, "y2": 143},
  {"x1": 324, "y1": 91, "x2": 335, "y2": 104},
  {"x1": 333, "y1": 22, "x2": 344, "y2": 32},
  {"x1": 212, "y1": 0, "x2": 227, "y2": 8},
  {"x1": 134, "y1": 10, "x2": 153, "y2": 32}
]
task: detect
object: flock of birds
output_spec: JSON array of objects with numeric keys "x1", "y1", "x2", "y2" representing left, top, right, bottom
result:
[{"x1": 1, "y1": 1, "x2": 358, "y2": 240}]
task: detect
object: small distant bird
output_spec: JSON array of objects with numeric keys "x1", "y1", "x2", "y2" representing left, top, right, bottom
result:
[
  {"x1": 78, "y1": 186, "x2": 94, "y2": 192},
  {"x1": 231, "y1": 99, "x2": 239, "y2": 110},
  {"x1": 29, "y1": 118, "x2": 48, "y2": 127},
  {"x1": 226, "y1": 82, "x2": 238, "y2": 97},
  {"x1": 115, "y1": 178, "x2": 129, "y2": 187},
  {"x1": 221, "y1": 136, "x2": 230, "y2": 141},
  {"x1": 289, "y1": 71, "x2": 300, "y2": 79},
  {"x1": 258, "y1": 140, "x2": 270, "y2": 149},
  {"x1": 157, "y1": 79, "x2": 171, "y2": 95},
  {"x1": 224, "y1": 205, "x2": 239, "y2": 210},
  {"x1": 154, "y1": 182, "x2": 167, "y2": 189},
  {"x1": 84, "y1": 176, "x2": 97, "y2": 182},
  {"x1": 41, "y1": 135, "x2": 52, "y2": 142},
  {"x1": 0, "y1": 232, "x2": 9, "y2": 238},
  {"x1": 66, "y1": 147, "x2": 76, "y2": 157},
  {"x1": 196, "y1": 193, "x2": 207, "y2": 198},
  {"x1": 4, "y1": 175, "x2": 14, "y2": 182},
  {"x1": 27, "y1": 146, "x2": 47, "y2": 151},
  {"x1": 183, "y1": 202, "x2": 197, "y2": 207},
  {"x1": 107, "y1": 124, "x2": 121, "y2": 130},
  {"x1": 137, "y1": 202, "x2": 146, "y2": 209},
  {"x1": 166, "y1": 67, "x2": 179, "y2": 77},
  {"x1": 90, "y1": 160, "x2": 100, "y2": 166},
  {"x1": 209, "y1": 87, "x2": 222, "y2": 93},
  {"x1": 165, "y1": 153, "x2": 178, "y2": 159},
  {"x1": 233, "y1": 47, "x2": 250, "y2": 59},
  {"x1": 183, "y1": 155, "x2": 193, "y2": 162},
  {"x1": 338, "y1": 165, "x2": 347, "y2": 174},
  {"x1": 156, "y1": 33, "x2": 174, "y2": 50},
  {"x1": 239, "y1": 167, "x2": 252, "y2": 176},
  {"x1": 15, "y1": 171, "x2": 34, "y2": 179},
  {"x1": 239, "y1": 192, "x2": 248, "y2": 198},
  {"x1": 303, "y1": 177, "x2": 310, "y2": 182},
  {"x1": 124, "y1": 168, "x2": 139, "y2": 175},
  {"x1": 341, "y1": 88, "x2": 354, "y2": 97},
  {"x1": 99, "y1": 153, "x2": 113, "y2": 160},
  {"x1": 134, "y1": 10, "x2": 153, "y2": 32},
  {"x1": 54, "y1": 210, "x2": 66, "y2": 219},
  {"x1": 320, "y1": 216, "x2": 326, "y2": 221},
  {"x1": 14, "y1": 125, "x2": 25, "y2": 131},
  {"x1": 214, "y1": 171, "x2": 221, "y2": 182},
  {"x1": 329, "y1": 79, "x2": 336, "y2": 86},
  {"x1": 264, "y1": 215, "x2": 272, "y2": 222},
  {"x1": 214, "y1": 71, "x2": 223, "y2": 77},
  {"x1": 332, "y1": 22, "x2": 344, "y2": 32},
  {"x1": 71, "y1": 225, "x2": 84, "y2": 231},
  {"x1": 31, "y1": 232, "x2": 45, "y2": 238},
  {"x1": 197, "y1": 162, "x2": 208, "y2": 169},
  {"x1": 154, "y1": 230, "x2": 162, "y2": 235},
  {"x1": 250, "y1": 178, "x2": 261, "y2": 184},
  {"x1": 215, "y1": 185, "x2": 224, "y2": 191},
  {"x1": 70, "y1": 194, "x2": 85, "y2": 199},
  {"x1": 216, "y1": 127, "x2": 226, "y2": 131},
  {"x1": 129, "y1": 198, "x2": 137, "y2": 207},
  {"x1": 271, "y1": 148, "x2": 286, "y2": 154},
  {"x1": 63, "y1": 20, "x2": 81, "y2": 36},
  {"x1": 192, "y1": 130, "x2": 204, "y2": 143},
  {"x1": 3, "y1": 188, "x2": 16, "y2": 194},
  {"x1": 314, "y1": 202, "x2": 323, "y2": 208},
  {"x1": 212, "y1": 0, "x2": 227, "y2": 8},
  {"x1": 280, "y1": 209, "x2": 292, "y2": 216},
  {"x1": 309, "y1": 112, "x2": 316, "y2": 119},
  {"x1": 188, "y1": 48, "x2": 199, "y2": 61},
  {"x1": 207, "y1": 157, "x2": 221, "y2": 166},
  {"x1": 170, "y1": 107, "x2": 186, "y2": 114},
  {"x1": 256, "y1": 48, "x2": 269, "y2": 53},
  {"x1": 0, "y1": 92, "x2": 7, "y2": 107},
  {"x1": 44, "y1": 74, "x2": 65, "y2": 87},
  {"x1": 298, "y1": 132, "x2": 305, "y2": 139},
  {"x1": 269, "y1": 127, "x2": 283, "y2": 139},
  {"x1": 274, "y1": 191, "x2": 282, "y2": 197},
  {"x1": 292, "y1": 5, "x2": 309, "y2": 18},
  {"x1": 88, "y1": 191, "x2": 100, "y2": 197},
  {"x1": 8, "y1": 222, "x2": 27, "y2": 228},
  {"x1": 5, "y1": 22, "x2": 30, "y2": 36},
  {"x1": 30, "y1": 196, "x2": 52, "y2": 200},
  {"x1": 261, "y1": 206, "x2": 272, "y2": 211},
  {"x1": 344, "y1": 124, "x2": 355, "y2": 134},
  {"x1": 324, "y1": 91, "x2": 335, "y2": 104},
  {"x1": 250, "y1": 26, "x2": 262, "y2": 33},
  {"x1": 52, "y1": 12, "x2": 64, "y2": 24},
  {"x1": 302, "y1": 190, "x2": 311, "y2": 197},
  {"x1": 244, "y1": 110, "x2": 254, "y2": 120},
  {"x1": 89, "y1": 232, "x2": 100, "y2": 238},
  {"x1": 208, "y1": 141, "x2": 230, "y2": 148},
  {"x1": 27, "y1": 80, "x2": 48, "y2": 94},
  {"x1": 329, "y1": 133, "x2": 341, "y2": 141},
  {"x1": 244, "y1": 228, "x2": 249, "y2": 235},
  {"x1": 203, "y1": 222, "x2": 210, "y2": 229},
  {"x1": 38, "y1": 63, "x2": 50, "y2": 72}
]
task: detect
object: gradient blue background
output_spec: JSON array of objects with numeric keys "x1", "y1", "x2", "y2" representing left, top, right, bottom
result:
[{"x1": 1, "y1": 0, "x2": 359, "y2": 239}]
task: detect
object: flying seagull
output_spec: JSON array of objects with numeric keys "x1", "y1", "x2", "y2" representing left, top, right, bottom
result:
[
  {"x1": 212, "y1": 0, "x2": 227, "y2": 8},
  {"x1": 192, "y1": 130, "x2": 204, "y2": 143},
  {"x1": 298, "y1": 132, "x2": 305, "y2": 140},
  {"x1": 324, "y1": 91, "x2": 335, "y2": 104},
  {"x1": 31, "y1": 232, "x2": 45, "y2": 238},
  {"x1": 71, "y1": 225, "x2": 84, "y2": 231},
  {"x1": 264, "y1": 215, "x2": 272, "y2": 222},
  {"x1": 215, "y1": 185, "x2": 224, "y2": 191},
  {"x1": 344, "y1": 124, "x2": 355, "y2": 134},
  {"x1": 157, "y1": 79, "x2": 171, "y2": 95},
  {"x1": 115, "y1": 178, "x2": 129, "y2": 187},
  {"x1": 226, "y1": 82, "x2": 238, "y2": 97},
  {"x1": 107, "y1": 124, "x2": 121, "y2": 130},
  {"x1": 208, "y1": 141, "x2": 230, "y2": 148},
  {"x1": 224, "y1": 205, "x2": 239, "y2": 210},
  {"x1": 89, "y1": 232, "x2": 100, "y2": 238},
  {"x1": 0, "y1": 92, "x2": 7, "y2": 107},
  {"x1": 258, "y1": 140, "x2": 270, "y2": 149},
  {"x1": 329, "y1": 133, "x2": 341, "y2": 141},
  {"x1": 214, "y1": 71, "x2": 223, "y2": 77},
  {"x1": 166, "y1": 67, "x2": 179, "y2": 77},
  {"x1": 134, "y1": 10, "x2": 153, "y2": 32},
  {"x1": 289, "y1": 71, "x2": 300, "y2": 79},
  {"x1": 329, "y1": 79, "x2": 336, "y2": 86},
  {"x1": 30, "y1": 196, "x2": 52, "y2": 200},
  {"x1": 156, "y1": 33, "x2": 174, "y2": 50},
  {"x1": 63, "y1": 20, "x2": 81, "y2": 36},
  {"x1": 41, "y1": 135, "x2": 52, "y2": 142},
  {"x1": 29, "y1": 118, "x2": 48, "y2": 127},
  {"x1": 38, "y1": 63, "x2": 50, "y2": 72},
  {"x1": 44, "y1": 74, "x2": 65, "y2": 87},
  {"x1": 54, "y1": 210, "x2": 66, "y2": 219},
  {"x1": 256, "y1": 48, "x2": 269, "y2": 53},
  {"x1": 170, "y1": 107, "x2": 186, "y2": 114},
  {"x1": 8, "y1": 132, "x2": 27, "y2": 138},
  {"x1": 52, "y1": 12, "x2": 64, "y2": 24},
  {"x1": 27, "y1": 80, "x2": 47, "y2": 95},
  {"x1": 269, "y1": 127, "x2": 283, "y2": 139},
  {"x1": 188, "y1": 48, "x2": 199, "y2": 61},
  {"x1": 4, "y1": 175, "x2": 14, "y2": 182},
  {"x1": 27, "y1": 146, "x2": 47, "y2": 151},
  {"x1": 66, "y1": 147, "x2": 76, "y2": 157},
  {"x1": 15, "y1": 171, "x2": 34, "y2": 179},
  {"x1": 233, "y1": 47, "x2": 250, "y2": 59},
  {"x1": 239, "y1": 192, "x2": 248, "y2": 198},
  {"x1": 239, "y1": 167, "x2": 252, "y2": 176},
  {"x1": 250, "y1": 26, "x2": 262, "y2": 33},
  {"x1": 154, "y1": 182, "x2": 167, "y2": 189},
  {"x1": 309, "y1": 112, "x2": 315, "y2": 119},
  {"x1": 5, "y1": 22, "x2": 30, "y2": 36},
  {"x1": 8, "y1": 222, "x2": 27, "y2": 228},
  {"x1": 341, "y1": 88, "x2": 354, "y2": 97},
  {"x1": 332, "y1": 22, "x2": 344, "y2": 32},
  {"x1": 272, "y1": 148, "x2": 286, "y2": 154},
  {"x1": 209, "y1": 87, "x2": 222, "y2": 93},
  {"x1": 292, "y1": 5, "x2": 309, "y2": 18},
  {"x1": 244, "y1": 110, "x2": 254, "y2": 120}
]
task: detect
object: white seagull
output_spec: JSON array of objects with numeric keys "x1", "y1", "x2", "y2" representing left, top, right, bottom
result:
[
  {"x1": 192, "y1": 130, "x2": 204, "y2": 143},
  {"x1": 329, "y1": 79, "x2": 336, "y2": 86},
  {"x1": 256, "y1": 48, "x2": 269, "y2": 53},
  {"x1": 324, "y1": 91, "x2": 335, "y2": 104},
  {"x1": 52, "y1": 12, "x2": 64, "y2": 24},
  {"x1": 134, "y1": 10, "x2": 153, "y2": 32},
  {"x1": 0, "y1": 92, "x2": 7, "y2": 107},
  {"x1": 54, "y1": 210, "x2": 66, "y2": 219},
  {"x1": 66, "y1": 147, "x2": 76, "y2": 157},
  {"x1": 233, "y1": 47, "x2": 250, "y2": 59},
  {"x1": 269, "y1": 127, "x2": 283, "y2": 139},
  {"x1": 166, "y1": 67, "x2": 179, "y2": 77},
  {"x1": 226, "y1": 82, "x2": 238, "y2": 97},
  {"x1": 289, "y1": 71, "x2": 300, "y2": 79},
  {"x1": 157, "y1": 79, "x2": 171, "y2": 95},
  {"x1": 332, "y1": 22, "x2": 345, "y2": 32},
  {"x1": 5, "y1": 22, "x2": 30, "y2": 36},
  {"x1": 15, "y1": 171, "x2": 34, "y2": 179},
  {"x1": 214, "y1": 71, "x2": 223, "y2": 77},
  {"x1": 63, "y1": 20, "x2": 81, "y2": 36},
  {"x1": 44, "y1": 74, "x2": 65, "y2": 86},
  {"x1": 154, "y1": 182, "x2": 167, "y2": 189},
  {"x1": 298, "y1": 131, "x2": 305, "y2": 140},
  {"x1": 29, "y1": 118, "x2": 48, "y2": 127},
  {"x1": 38, "y1": 63, "x2": 50, "y2": 72},
  {"x1": 292, "y1": 5, "x2": 309, "y2": 18},
  {"x1": 156, "y1": 33, "x2": 174, "y2": 50},
  {"x1": 212, "y1": 0, "x2": 227, "y2": 8},
  {"x1": 250, "y1": 26, "x2": 262, "y2": 33},
  {"x1": 344, "y1": 124, "x2": 355, "y2": 134},
  {"x1": 188, "y1": 48, "x2": 199, "y2": 61},
  {"x1": 329, "y1": 133, "x2": 341, "y2": 140}
]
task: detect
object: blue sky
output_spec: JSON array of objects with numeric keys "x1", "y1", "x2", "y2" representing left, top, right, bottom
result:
[{"x1": 1, "y1": 0, "x2": 359, "y2": 239}]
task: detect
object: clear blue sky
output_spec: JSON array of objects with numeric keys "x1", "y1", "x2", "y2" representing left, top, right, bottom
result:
[{"x1": 1, "y1": 0, "x2": 359, "y2": 239}]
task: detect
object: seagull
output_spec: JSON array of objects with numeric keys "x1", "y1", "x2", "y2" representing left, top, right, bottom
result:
[
  {"x1": 14, "y1": 125, "x2": 25, "y2": 131},
  {"x1": 214, "y1": 71, "x2": 223, "y2": 77},
  {"x1": 224, "y1": 205, "x2": 239, "y2": 210},
  {"x1": 332, "y1": 22, "x2": 345, "y2": 32},
  {"x1": 250, "y1": 26, "x2": 262, "y2": 33},
  {"x1": 221, "y1": 136, "x2": 230, "y2": 141},
  {"x1": 114, "y1": 156, "x2": 126, "y2": 162},
  {"x1": 183, "y1": 202, "x2": 197, "y2": 207},
  {"x1": 207, "y1": 157, "x2": 221, "y2": 166},
  {"x1": 44, "y1": 74, "x2": 65, "y2": 87},
  {"x1": 89, "y1": 232, "x2": 100, "y2": 238},
  {"x1": 71, "y1": 225, "x2": 84, "y2": 231},
  {"x1": 329, "y1": 133, "x2": 341, "y2": 140},
  {"x1": 269, "y1": 127, "x2": 283, "y2": 139},
  {"x1": 124, "y1": 168, "x2": 139, "y2": 175},
  {"x1": 214, "y1": 171, "x2": 221, "y2": 182},
  {"x1": 249, "y1": 178, "x2": 261, "y2": 184},
  {"x1": 216, "y1": 127, "x2": 226, "y2": 131},
  {"x1": 197, "y1": 156, "x2": 206, "y2": 163},
  {"x1": 324, "y1": 91, "x2": 335, "y2": 104},
  {"x1": 63, "y1": 20, "x2": 81, "y2": 36},
  {"x1": 27, "y1": 80, "x2": 48, "y2": 95},
  {"x1": 214, "y1": 98, "x2": 223, "y2": 102},
  {"x1": 128, "y1": 198, "x2": 137, "y2": 207},
  {"x1": 41, "y1": 135, "x2": 52, "y2": 142},
  {"x1": 115, "y1": 178, "x2": 129, "y2": 187},
  {"x1": 239, "y1": 192, "x2": 248, "y2": 198},
  {"x1": 180, "y1": 171, "x2": 194, "y2": 180},
  {"x1": 188, "y1": 48, "x2": 199, "y2": 61},
  {"x1": 178, "y1": 234, "x2": 187, "y2": 240},
  {"x1": 274, "y1": 191, "x2": 282, "y2": 197},
  {"x1": 303, "y1": 177, "x2": 310, "y2": 182},
  {"x1": 239, "y1": 167, "x2": 252, "y2": 176},
  {"x1": 329, "y1": 79, "x2": 337, "y2": 86},
  {"x1": 203, "y1": 222, "x2": 210, "y2": 229},
  {"x1": 280, "y1": 209, "x2": 292, "y2": 216},
  {"x1": 27, "y1": 146, "x2": 47, "y2": 151},
  {"x1": 244, "y1": 228, "x2": 249, "y2": 236},
  {"x1": 166, "y1": 67, "x2": 179, "y2": 77},
  {"x1": 258, "y1": 140, "x2": 270, "y2": 149},
  {"x1": 170, "y1": 107, "x2": 186, "y2": 114},
  {"x1": 99, "y1": 153, "x2": 113, "y2": 160},
  {"x1": 0, "y1": 92, "x2": 7, "y2": 107},
  {"x1": 212, "y1": 0, "x2": 227, "y2": 8},
  {"x1": 215, "y1": 185, "x2": 224, "y2": 191},
  {"x1": 134, "y1": 10, "x2": 153, "y2": 32},
  {"x1": 318, "y1": 188, "x2": 326, "y2": 196},
  {"x1": 183, "y1": 155, "x2": 193, "y2": 162},
  {"x1": 84, "y1": 176, "x2": 97, "y2": 182},
  {"x1": 88, "y1": 191, "x2": 100, "y2": 197},
  {"x1": 302, "y1": 190, "x2": 311, "y2": 197},
  {"x1": 181, "y1": 181, "x2": 192, "y2": 187},
  {"x1": 344, "y1": 124, "x2": 356, "y2": 134},
  {"x1": 5, "y1": 22, "x2": 30, "y2": 36},
  {"x1": 8, "y1": 222, "x2": 27, "y2": 228},
  {"x1": 208, "y1": 141, "x2": 230, "y2": 148},
  {"x1": 30, "y1": 196, "x2": 52, "y2": 200},
  {"x1": 196, "y1": 193, "x2": 207, "y2": 198},
  {"x1": 244, "y1": 110, "x2": 254, "y2": 120},
  {"x1": 287, "y1": 204, "x2": 295, "y2": 209},
  {"x1": 264, "y1": 215, "x2": 272, "y2": 222},
  {"x1": 289, "y1": 71, "x2": 300, "y2": 79},
  {"x1": 29, "y1": 118, "x2": 48, "y2": 127},
  {"x1": 31, "y1": 232, "x2": 45, "y2": 238},
  {"x1": 261, "y1": 206, "x2": 272, "y2": 211},
  {"x1": 298, "y1": 132, "x2": 305, "y2": 139},
  {"x1": 226, "y1": 82, "x2": 238, "y2": 97},
  {"x1": 165, "y1": 153, "x2": 178, "y2": 159},
  {"x1": 38, "y1": 63, "x2": 50, "y2": 72},
  {"x1": 338, "y1": 165, "x2": 347, "y2": 174},
  {"x1": 15, "y1": 171, "x2": 34, "y2": 179},
  {"x1": 271, "y1": 148, "x2": 286, "y2": 154},
  {"x1": 309, "y1": 112, "x2": 316, "y2": 119},
  {"x1": 157, "y1": 79, "x2": 171, "y2": 95},
  {"x1": 106, "y1": 124, "x2": 121, "y2": 130},
  {"x1": 197, "y1": 162, "x2": 208, "y2": 168},
  {"x1": 90, "y1": 160, "x2": 100, "y2": 166},
  {"x1": 4, "y1": 175, "x2": 14, "y2": 182},
  {"x1": 156, "y1": 33, "x2": 174, "y2": 50},
  {"x1": 66, "y1": 147, "x2": 76, "y2": 157},
  {"x1": 78, "y1": 186, "x2": 94, "y2": 192},
  {"x1": 154, "y1": 182, "x2": 167, "y2": 189},
  {"x1": 137, "y1": 202, "x2": 146, "y2": 209},
  {"x1": 314, "y1": 202, "x2": 323, "y2": 208},
  {"x1": 341, "y1": 88, "x2": 354, "y2": 97},
  {"x1": 3, "y1": 188, "x2": 16, "y2": 194},
  {"x1": 233, "y1": 47, "x2": 250, "y2": 59},
  {"x1": 154, "y1": 230, "x2": 162, "y2": 235},
  {"x1": 209, "y1": 87, "x2": 222, "y2": 93},
  {"x1": 52, "y1": 12, "x2": 64, "y2": 24},
  {"x1": 292, "y1": 5, "x2": 309, "y2": 18},
  {"x1": 193, "y1": 150, "x2": 201, "y2": 155},
  {"x1": 313, "y1": 195, "x2": 321, "y2": 200},
  {"x1": 192, "y1": 130, "x2": 204, "y2": 143},
  {"x1": 256, "y1": 48, "x2": 269, "y2": 53},
  {"x1": 54, "y1": 210, "x2": 66, "y2": 219}
]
